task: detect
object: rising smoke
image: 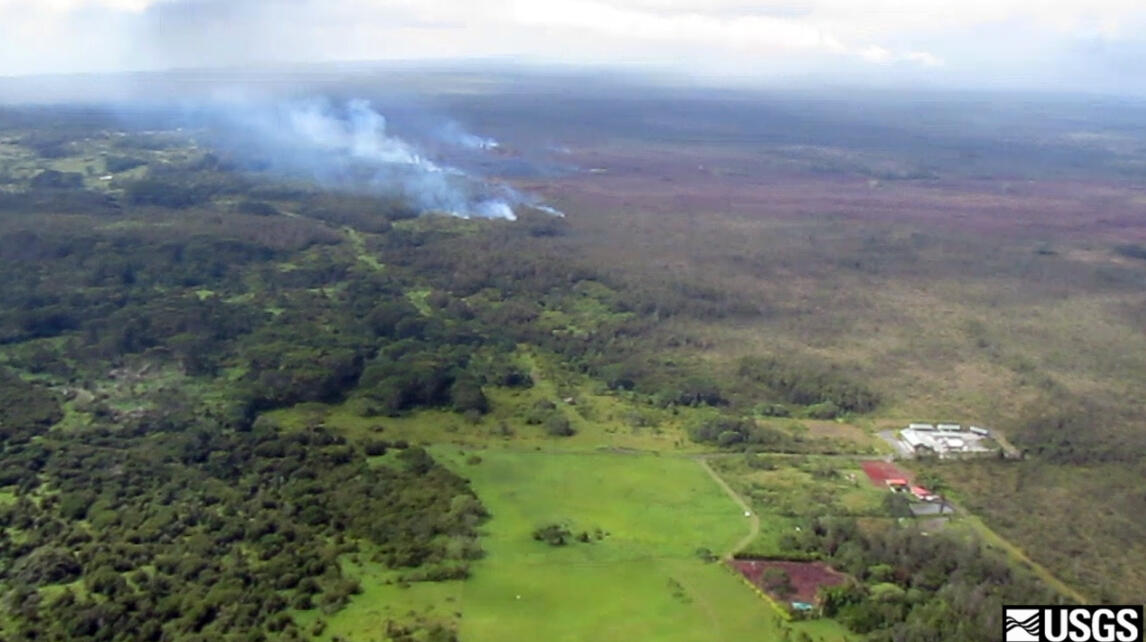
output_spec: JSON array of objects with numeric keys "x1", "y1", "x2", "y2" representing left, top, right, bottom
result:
[
  {"x1": 433, "y1": 120, "x2": 501, "y2": 151},
  {"x1": 194, "y1": 96, "x2": 541, "y2": 220}
]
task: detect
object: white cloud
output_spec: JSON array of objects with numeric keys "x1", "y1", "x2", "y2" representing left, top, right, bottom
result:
[
  {"x1": 511, "y1": 0, "x2": 846, "y2": 53},
  {"x1": 905, "y1": 51, "x2": 943, "y2": 67},
  {"x1": 0, "y1": 0, "x2": 1144, "y2": 93},
  {"x1": 0, "y1": 0, "x2": 152, "y2": 10}
]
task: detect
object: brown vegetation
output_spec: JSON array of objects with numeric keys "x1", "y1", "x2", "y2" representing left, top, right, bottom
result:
[{"x1": 730, "y1": 559, "x2": 846, "y2": 604}]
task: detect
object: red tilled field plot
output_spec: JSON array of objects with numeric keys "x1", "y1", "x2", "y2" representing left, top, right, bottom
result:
[
  {"x1": 861, "y1": 460, "x2": 912, "y2": 487},
  {"x1": 731, "y1": 559, "x2": 847, "y2": 604}
]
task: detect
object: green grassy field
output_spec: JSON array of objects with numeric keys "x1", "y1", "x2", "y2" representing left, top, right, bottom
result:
[
  {"x1": 440, "y1": 449, "x2": 851, "y2": 642},
  {"x1": 310, "y1": 448, "x2": 854, "y2": 641}
]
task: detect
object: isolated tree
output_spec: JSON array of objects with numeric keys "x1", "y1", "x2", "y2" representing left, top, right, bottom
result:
[
  {"x1": 532, "y1": 523, "x2": 571, "y2": 546},
  {"x1": 544, "y1": 414, "x2": 575, "y2": 437}
]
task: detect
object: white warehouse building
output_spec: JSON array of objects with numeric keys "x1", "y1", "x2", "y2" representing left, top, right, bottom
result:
[{"x1": 898, "y1": 422, "x2": 994, "y2": 458}]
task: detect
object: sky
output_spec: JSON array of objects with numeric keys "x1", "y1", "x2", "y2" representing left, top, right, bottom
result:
[{"x1": 2, "y1": 0, "x2": 1146, "y2": 94}]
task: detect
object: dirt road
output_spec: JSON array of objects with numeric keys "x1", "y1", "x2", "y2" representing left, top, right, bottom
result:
[{"x1": 697, "y1": 457, "x2": 759, "y2": 558}]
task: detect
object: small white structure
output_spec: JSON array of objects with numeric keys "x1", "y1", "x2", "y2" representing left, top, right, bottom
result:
[{"x1": 898, "y1": 422, "x2": 997, "y2": 459}]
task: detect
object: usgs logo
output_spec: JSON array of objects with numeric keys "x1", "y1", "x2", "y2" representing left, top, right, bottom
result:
[{"x1": 1004, "y1": 606, "x2": 1144, "y2": 642}]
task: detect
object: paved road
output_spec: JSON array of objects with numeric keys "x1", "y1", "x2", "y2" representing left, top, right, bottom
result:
[{"x1": 697, "y1": 457, "x2": 759, "y2": 558}]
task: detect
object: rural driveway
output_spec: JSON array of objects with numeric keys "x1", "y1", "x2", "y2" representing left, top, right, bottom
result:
[{"x1": 697, "y1": 457, "x2": 759, "y2": 558}]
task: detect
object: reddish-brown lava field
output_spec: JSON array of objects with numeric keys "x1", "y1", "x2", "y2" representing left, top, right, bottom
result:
[{"x1": 518, "y1": 146, "x2": 1146, "y2": 244}]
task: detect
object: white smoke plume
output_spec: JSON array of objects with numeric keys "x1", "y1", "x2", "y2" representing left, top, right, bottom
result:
[
  {"x1": 434, "y1": 120, "x2": 501, "y2": 151},
  {"x1": 199, "y1": 96, "x2": 523, "y2": 219},
  {"x1": 534, "y1": 205, "x2": 566, "y2": 218}
]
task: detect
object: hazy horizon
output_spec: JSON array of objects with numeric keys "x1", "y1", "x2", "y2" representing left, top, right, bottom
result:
[{"x1": 2, "y1": 1, "x2": 1146, "y2": 97}]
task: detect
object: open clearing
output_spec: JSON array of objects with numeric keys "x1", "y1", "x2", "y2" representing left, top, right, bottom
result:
[
  {"x1": 710, "y1": 454, "x2": 892, "y2": 556},
  {"x1": 730, "y1": 559, "x2": 848, "y2": 604},
  {"x1": 428, "y1": 448, "x2": 855, "y2": 642}
]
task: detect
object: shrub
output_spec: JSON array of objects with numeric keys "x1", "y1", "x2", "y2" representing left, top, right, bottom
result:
[
  {"x1": 757, "y1": 403, "x2": 791, "y2": 417},
  {"x1": 532, "y1": 523, "x2": 571, "y2": 546},
  {"x1": 525, "y1": 399, "x2": 557, "y2": 425},
  {"x1": 544, "y1": 414, "x2": 575, "y2": 437},
  {"x1": 362, "y1": 439, "x2": 388, "y2": 457}
]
